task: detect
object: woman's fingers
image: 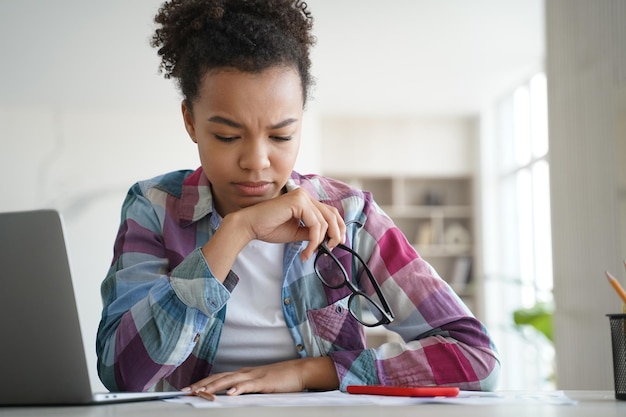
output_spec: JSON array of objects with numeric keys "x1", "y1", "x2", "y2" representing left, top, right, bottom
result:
[
  {"x1": 298, "y1": 202, "x2": 328, "y2": 260},
  {"x1": 297, "y1": 196, "x2": 348, "y2": 261},
  {"x1": 317, "y1": 202, "x2": 346, "y2": 249},
  {"x1": 183, "y1": 372, "x2": 232, "y2": 393},
  {"x1": 185, "y1": 369, "x2": 266, "y2": 396}
]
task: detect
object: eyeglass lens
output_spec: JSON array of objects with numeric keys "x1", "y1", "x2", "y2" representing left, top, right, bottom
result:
[
  {"x1": 350, "y1": 293, "x2": 388, "y2": 326},
  {"x1": 315, "y1": 247, "x2": 352, "y2": 288}
]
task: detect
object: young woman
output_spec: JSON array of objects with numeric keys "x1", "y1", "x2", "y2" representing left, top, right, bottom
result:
[{"x1": 96, "y1": 0, "x2": 500, "y2": 396}]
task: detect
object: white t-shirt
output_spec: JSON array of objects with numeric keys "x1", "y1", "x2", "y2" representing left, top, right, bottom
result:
[{"x1": 211, "y1": 240, "x2": 299, "y2": 373}]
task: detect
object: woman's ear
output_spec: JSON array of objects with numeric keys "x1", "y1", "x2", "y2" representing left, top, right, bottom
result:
[{"x1": 181, "y1": 100, "x2": 197, "y2": 143}]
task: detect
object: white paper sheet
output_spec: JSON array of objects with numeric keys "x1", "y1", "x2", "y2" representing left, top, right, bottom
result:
[{"x1": 164, "y1": 390, "x2": 577, "y2": 408}]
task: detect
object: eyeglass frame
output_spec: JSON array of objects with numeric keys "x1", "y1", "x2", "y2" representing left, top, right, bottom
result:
[{"x1": 313, "y1": 221, "x2": 395, "y2": 327}]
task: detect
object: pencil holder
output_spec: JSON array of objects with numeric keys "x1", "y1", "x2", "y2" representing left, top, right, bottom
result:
[{"x1": 607, "y1": 313, "x2": 626, "y2": 400}]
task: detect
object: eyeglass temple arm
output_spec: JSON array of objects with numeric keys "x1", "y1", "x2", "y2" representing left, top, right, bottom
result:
[{"x1": 347, "y1": 246, "x2": 394, "y2": 319}]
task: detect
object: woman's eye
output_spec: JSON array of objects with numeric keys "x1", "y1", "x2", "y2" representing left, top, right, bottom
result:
[
  {"x1": 214, "y1": 134, "x2": 239, "y2": 143},
  {"x1": 270, "y1": 135, "x2": 292, "y2": 142}
]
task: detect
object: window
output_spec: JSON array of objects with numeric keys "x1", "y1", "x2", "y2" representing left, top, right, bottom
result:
[{"x1": 481, "y1": 73, "x2": 554, "y2": 390}]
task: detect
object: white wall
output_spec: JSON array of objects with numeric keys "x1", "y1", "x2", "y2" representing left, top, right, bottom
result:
[
  {"x1": 319, "y1": 117, "x2": 475, "y2": 176},
  {"x1": 310, "y1": 0, "x2": 543, "y2": 118},
  {"x1": 547, "y1": 0, "x2": 626, "y2": 390}
]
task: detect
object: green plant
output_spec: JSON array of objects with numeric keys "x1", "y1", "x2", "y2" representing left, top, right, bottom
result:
[{"x1": 512, "y1": 302, "x2": 554, "y2": 342}]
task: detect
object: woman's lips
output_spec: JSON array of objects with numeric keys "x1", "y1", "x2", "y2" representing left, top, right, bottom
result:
[{"x1": 234, "y1": 181, "x2": 273, "y2": 196}]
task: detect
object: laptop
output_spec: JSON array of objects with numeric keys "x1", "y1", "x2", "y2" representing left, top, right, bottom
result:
[{"x1": 0, "y1": 209, "x2": 188, "y2": 406}]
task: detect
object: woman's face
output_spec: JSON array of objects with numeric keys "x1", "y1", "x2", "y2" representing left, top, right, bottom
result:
[{"x1": 182, "y1": 66, "x2": 303, "y2": 216}]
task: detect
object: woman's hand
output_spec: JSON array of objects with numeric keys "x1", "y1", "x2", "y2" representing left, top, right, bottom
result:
[
  {"x1": 183, "y1": 357, "x2": 339, "y2": 396},
  {"x1": 235, "y1": 188, "x2": 346, "y2": 261}
]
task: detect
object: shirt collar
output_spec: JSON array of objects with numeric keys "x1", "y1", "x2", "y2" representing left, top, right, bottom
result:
[{"x1": 179, "y1": 167, "x2": 214, "y2": 227}]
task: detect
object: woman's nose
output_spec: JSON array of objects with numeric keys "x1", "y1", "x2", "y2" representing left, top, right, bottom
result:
[{"x1": 240, "y1": 138, "x2": 271, "y2": 171}]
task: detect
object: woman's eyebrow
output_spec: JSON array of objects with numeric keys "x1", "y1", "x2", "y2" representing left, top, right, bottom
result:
[
  {"x1": 269, "y1": 118, "x2": 299, "y2": 129},
  {"x1": 207, "y1": 116, "x2": 299, "y2": 130},
  {"x1": 208, "y1": 116, "x2": 242, "y2": 128}
]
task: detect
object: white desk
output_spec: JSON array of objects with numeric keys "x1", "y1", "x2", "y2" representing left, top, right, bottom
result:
[{"x1": 0, "y1": 391, "x2": 623, "y2": 417}]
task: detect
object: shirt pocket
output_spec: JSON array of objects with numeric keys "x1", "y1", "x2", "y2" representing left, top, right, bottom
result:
[{"x1": 306, "y1": 296, "x2": 366, "y2": 354}]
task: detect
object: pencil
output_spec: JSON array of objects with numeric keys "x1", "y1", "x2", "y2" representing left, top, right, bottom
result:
[
  {"x1": 195, "y1": 391, "x2": 217, "y2": 401},
  {"x1": 605, "y1": 270, "x2": 626, "y2": 304}
]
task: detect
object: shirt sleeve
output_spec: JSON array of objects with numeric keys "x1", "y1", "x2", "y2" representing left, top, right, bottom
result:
[
  {"x1": 328, "y1": 199, "x2": 500, "y2": 392},
  {"x1": 95, "y1": 183, "x2": 237, "y2": 392}
]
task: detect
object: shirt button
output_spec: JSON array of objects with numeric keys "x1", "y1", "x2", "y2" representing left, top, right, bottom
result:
[
  {"x1": 284, "y1": 298, "x2": 291, "y2": 305},
  {"x1": 335, "y1": 305, "x2": 343, "y2": 314},
  {"x1": 296, "y1": 344, "x2": 304, "y2": 352},
  {"x1": 193, "y1": 333, "x2": 200, "y2": 343}
]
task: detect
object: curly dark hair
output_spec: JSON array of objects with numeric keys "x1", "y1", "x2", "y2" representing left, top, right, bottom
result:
[{"x1": 151, "y1": 0, "x2": 315, "y2": 107}]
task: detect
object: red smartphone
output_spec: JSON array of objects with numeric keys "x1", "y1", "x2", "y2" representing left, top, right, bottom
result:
[{"x1": 347, "y1": 385, "x2": 460, "y2": 397}]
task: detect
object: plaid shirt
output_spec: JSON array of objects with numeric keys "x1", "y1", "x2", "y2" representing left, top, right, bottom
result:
[{"x1": 96, "y1": 168, "x2": 500, "y2": 392}]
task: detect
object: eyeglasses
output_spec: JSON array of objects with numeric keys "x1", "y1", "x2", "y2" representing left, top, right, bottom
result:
[{"x1": 314, "y1": 222, "x2": 394, "y2": 327}]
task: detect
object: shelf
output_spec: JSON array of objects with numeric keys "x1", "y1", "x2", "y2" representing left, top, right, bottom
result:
[
  {"x1": 382, "y1": 205, "x2": 472, "y2": 218},
  {"x1": 413, "y1": 244, "x2": 472, "y2": 257}
]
